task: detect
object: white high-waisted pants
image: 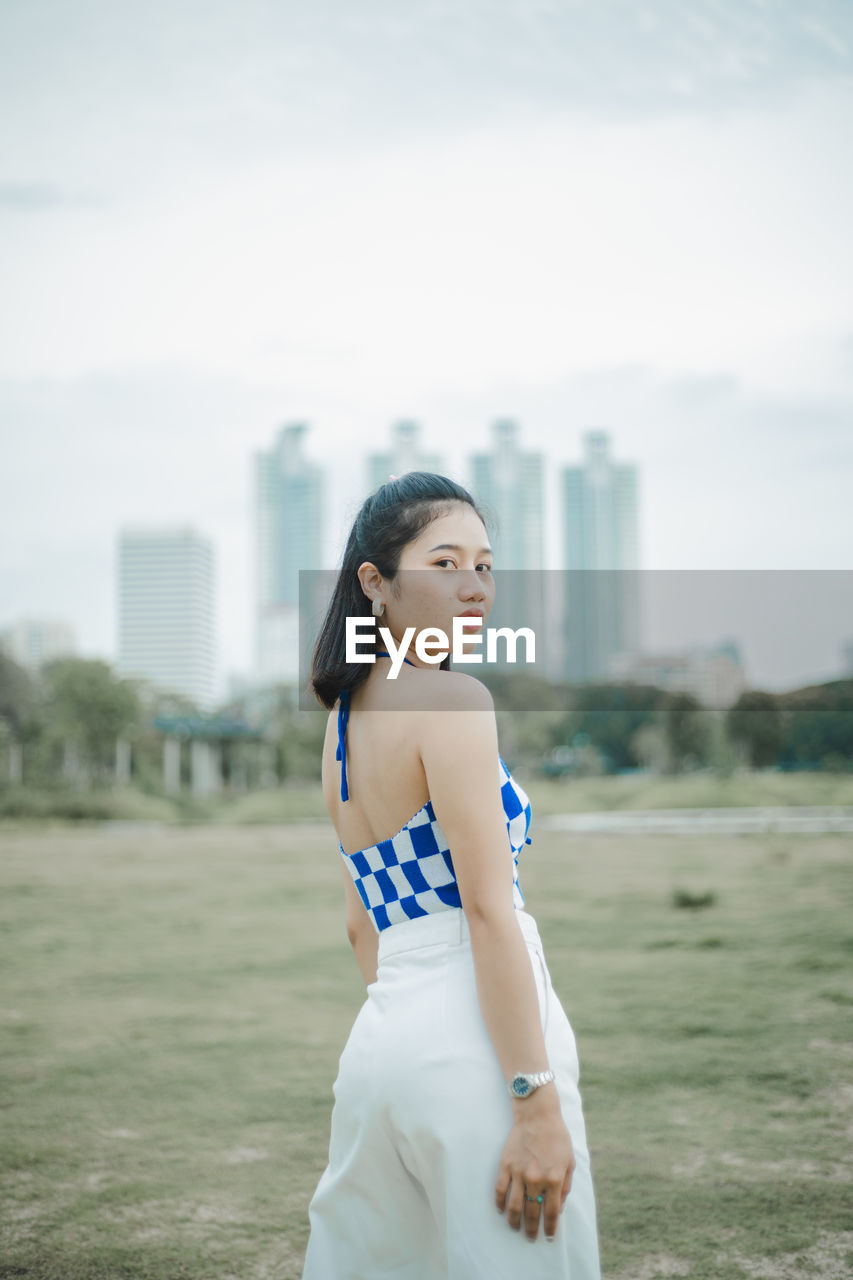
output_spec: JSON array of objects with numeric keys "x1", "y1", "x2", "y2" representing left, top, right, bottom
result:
[{"x1": 301, "y1": 907, "x2": 601, "y2": 1280}]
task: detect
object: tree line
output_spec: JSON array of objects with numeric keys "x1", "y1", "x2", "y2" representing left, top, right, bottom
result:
[{"x1": 0, "y1": 651, "x2": 850, "y2": 798}]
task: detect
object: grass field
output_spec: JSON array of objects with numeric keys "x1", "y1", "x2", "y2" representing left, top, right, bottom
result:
[
  {"x1": 4, "y1": 766, "x2": 852, "y2": 827},
  {"x1": 1, "y1": 818, "x2": 852, "y2": 1279}
]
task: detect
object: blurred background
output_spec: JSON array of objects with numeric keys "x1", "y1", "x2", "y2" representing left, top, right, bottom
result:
[
  {"x1": 2, "y1": 0, "x2": 852, "y2": 812},
  {"x1": 2, "y1": 12, "x2": 853, "y2": 1279}
]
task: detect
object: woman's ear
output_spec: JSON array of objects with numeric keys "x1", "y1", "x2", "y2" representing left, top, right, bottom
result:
[{"x1": 357, "y1": 562, "x2": 383, "y2": 604}]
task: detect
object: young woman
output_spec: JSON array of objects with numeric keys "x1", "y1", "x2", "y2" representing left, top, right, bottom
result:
[{"x1": 302, "y1": 472, "x2": 601, "y2": 1280}]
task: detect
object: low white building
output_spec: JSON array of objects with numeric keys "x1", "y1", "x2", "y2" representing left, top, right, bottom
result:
[{"x1": 0, "y1": 617, "x2": 77, "y2": 670}]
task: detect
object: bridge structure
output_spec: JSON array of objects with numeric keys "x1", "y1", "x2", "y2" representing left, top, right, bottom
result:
[{"x1": 151, "y1": 714, "x2": 267, "y2": 796}]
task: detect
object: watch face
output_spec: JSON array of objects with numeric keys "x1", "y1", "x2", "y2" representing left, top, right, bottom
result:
[{"x1": 512, "y1": 1075, "x2": 531, "y2": 1097}]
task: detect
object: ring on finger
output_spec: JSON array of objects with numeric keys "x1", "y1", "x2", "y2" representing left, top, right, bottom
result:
[{"x1": 523, "y1": 1193, "x2": 545, "y2": 1203}]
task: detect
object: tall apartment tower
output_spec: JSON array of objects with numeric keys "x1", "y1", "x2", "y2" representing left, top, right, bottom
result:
[
  {"x1": 560, "y1": 429, "x2": 640, "y2": 683},
  {"x1": 254, "y1": 422, "x2": 323, "y2": 686},
  {"x1": 469, "y1": 420, "x2": 551, "y2": 677},
  {"x1": 118, "y1": 527, "x2": 216, "y2": 709},
  {"x1": 366, "y1": 420, "x2": 446, "y2": 490}
]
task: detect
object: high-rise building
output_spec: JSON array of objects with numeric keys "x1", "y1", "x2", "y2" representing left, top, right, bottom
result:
[
  {"x1": 254, "y1": 423, "x2": 323, "y2": 685},
  {"x1": 843, "y1": 638, "x2": 853, "y2": 679},
  {"x1": 470, "y1": 420, "x2": 544, "y2": 572},
  {"x1": 469, "y1": 420, "x2": 550, "y2": 677},
  {"x1": 560, "y1": 429, "x2": 641, "y2": 684},
  {"x1": 366, "y1": 421, "x2": 445, "y2": 491},
  {"x1": 117, "y1": 527, "x2": 216, "y2": 709}
]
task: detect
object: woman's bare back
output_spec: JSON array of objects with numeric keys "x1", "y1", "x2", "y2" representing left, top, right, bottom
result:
[{"x1": 322, "y1": 666, "x2": 475, "y2": 857}]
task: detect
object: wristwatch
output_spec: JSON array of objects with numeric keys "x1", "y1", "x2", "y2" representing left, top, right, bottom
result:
[{"x1": 507, "y1": 1069, "x2": 555, "y2": 1099}]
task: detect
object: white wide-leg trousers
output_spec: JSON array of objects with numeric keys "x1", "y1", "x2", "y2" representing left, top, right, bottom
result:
[{"x1": 301, "y1": 907, "x2": 601, "y2": 1280}]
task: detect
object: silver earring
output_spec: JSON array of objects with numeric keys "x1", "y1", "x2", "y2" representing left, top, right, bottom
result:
[{"x1": 372, "y1": 599, "x2": 385, "y2": 617}]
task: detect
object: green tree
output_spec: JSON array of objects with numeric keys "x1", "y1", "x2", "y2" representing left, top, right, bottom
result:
[
  {"x1": 558, "y1": 683, "x2": 665, "y2": 773},
  {"x1": 662, "y1": 691, "x2": 712, "y2": 774},
  {"x1": 0, "y1": 650, "x2": 39, "y2": 735},
  {"x1": 778, "y1": 679, "x2": 853, "y2": 770},
  {"x1": 726, "y1": 689, "x2": 784, "y2": 769},
  {"x1": 0, "y1": 651, "x2": 43, "y2": 783},
  {"x1": 41, "y1": 657, "x2": 142, "y2": 786}
]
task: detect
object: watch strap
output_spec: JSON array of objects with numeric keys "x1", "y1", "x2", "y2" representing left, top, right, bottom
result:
[{"x1": 507, "y1": 1069, "x2": 555, "y2": 1098}]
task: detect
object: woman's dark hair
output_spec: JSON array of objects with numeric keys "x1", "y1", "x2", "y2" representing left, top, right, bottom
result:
[{"x1": 310, "y1": 471, "x2": 491, "y2": 709}]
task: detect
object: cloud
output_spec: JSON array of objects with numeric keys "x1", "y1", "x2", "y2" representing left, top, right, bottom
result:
[
  {"x1": 0, "y1": 356, "x2": 850, "y2": 690},
  {"x1": 2, "y1": 1, "x2": 853, "y2": 199},
  {"x1": 0, "y1": 183, "x2": 66, "y2": 210},
  {"x1": 0, "y1": 183, "x2": 106, "y2": 212},
  {"x1": 837, "y1": 331, "x2": 853, "y2": 375},
  {"x1": 665, "y1": 372, "x2": 742, "y2": 408}
]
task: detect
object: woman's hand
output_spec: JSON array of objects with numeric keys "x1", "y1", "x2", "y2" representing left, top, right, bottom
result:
[{"x1": 495, "y1": 1086, "x2": 576, "y2": 1242}]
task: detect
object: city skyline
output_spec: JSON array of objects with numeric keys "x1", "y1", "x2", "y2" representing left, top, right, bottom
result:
[
  {"x1": 2, "y1": 422, "x2": 850, "y2": 705},
  {"x1": 1, "y1": 1, "x2": 851, "y2": 697}
]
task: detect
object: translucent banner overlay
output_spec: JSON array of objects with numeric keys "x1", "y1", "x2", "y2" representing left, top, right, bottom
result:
[{"x1": 298, "y1": 569, "x2": 853, "y2": 714}]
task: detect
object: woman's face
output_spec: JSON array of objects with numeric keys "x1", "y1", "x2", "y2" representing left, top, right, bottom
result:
[{"x1": 361, "y1": 504, "x2": 496, "y2": 669}]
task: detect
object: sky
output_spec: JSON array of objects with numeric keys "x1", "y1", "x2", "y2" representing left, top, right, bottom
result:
[{"x1": 1, "y1": 0, "x2": 852, "y2": 699}]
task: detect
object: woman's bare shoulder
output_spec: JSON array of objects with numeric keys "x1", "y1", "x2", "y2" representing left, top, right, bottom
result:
[
  {"x1": 406, "y1": 670, "x2": 495, "y2": 725},
  {"x1": 413, "y1": 672, "x2": 501, "y2": 793}
]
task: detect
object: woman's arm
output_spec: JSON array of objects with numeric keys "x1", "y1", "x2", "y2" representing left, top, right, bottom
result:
[
  {"x1": 418, "y1": 677, "x2": 575, "y2": 1243},
  {"x1": 340, "y1": 860, "x2": 379, "y2": 986}
]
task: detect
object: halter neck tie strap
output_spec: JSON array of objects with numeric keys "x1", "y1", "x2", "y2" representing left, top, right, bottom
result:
[{"x1": 335, "y1": 687, "x2": 351, "y2": 801}]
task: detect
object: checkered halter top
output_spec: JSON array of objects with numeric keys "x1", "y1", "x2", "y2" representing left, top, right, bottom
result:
[{"x1": 335, "y1": 653, "x2": 533, "y2": 932}]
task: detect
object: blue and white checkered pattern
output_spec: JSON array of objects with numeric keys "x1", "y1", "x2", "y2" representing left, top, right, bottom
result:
[{"x1": 339, "y1": 755, "x2": 533, "y2": 933}]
